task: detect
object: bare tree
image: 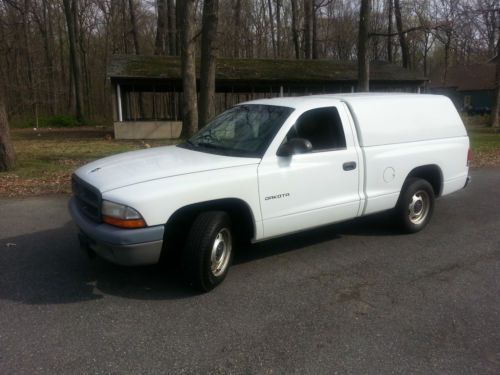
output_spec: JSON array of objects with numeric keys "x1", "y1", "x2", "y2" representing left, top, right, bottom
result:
[
  {"x1": 358, "y1": 0, "x2": 371, "y2": 92},
  {"x1": 179, "y1": 0, "x2": 198, "y2": 138},
  {"x1": 492, "y1": 43, "x2": 500, "y2": 127},
  {"x1": 477, "y1": 0, "x2": 498, "y2": 56},
  {"x1": 62, "y1": 0, "x2": 84, "y2": 121},
  {"x1": 0, "y1": 0, "x2": 498, "y2": 126},
  {"x1": 198, "y1": 0, "x2": 219, "y2": 128},
  {"x1": 304, "y1": 0, "x2": 313, "y2": 59},
  {"x1": 291, "y1": 0, "x2": 300, "y2": 59},
  {"x1": 155, "y1": 0, "x2": 167, "y2": 55},
  {"x1": 0, "y1": 90, "x2": 15, "y2": 171},
  {"x1": 267, "y1": 0, "x2": 276, "y2": 57},
  {"x1": 128, "y1": 0, "x2": 140, "y2": 54},
  {"x1": 232, "y1": 0, "x2": 241, "y2": 58},
  {"x1": 276, "y1": 0, "x2": 281, "y2": 57},
  {"x1": 128, "y1": 0, "x2": 144, "y2": 117},
  {"x1": 167, "y1": 0, "x2": 176, "y2": 55},
  {"x1": 387, "y1": 0, "x2": 393, "y2": 62},
  {"x1": 394, "y1": 0, "x2": 410, "y2": 68}
]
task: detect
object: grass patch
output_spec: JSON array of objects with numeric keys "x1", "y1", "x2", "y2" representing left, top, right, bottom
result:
[
  {"x1": 10, "y1": 139, "x2": 146, "y2": 178},
  {"x1": 10, "y1": 114, "x2": 99, "y2": 128},
  {"x1": 0, "y1": 128, "x2": 178, "y2": 196},
  {"x1": 467, "y1": 130, "x2": 500, "y2": 168},
  {"x1": 469, "y1": 131, "x2": 500, "y2": 151}
]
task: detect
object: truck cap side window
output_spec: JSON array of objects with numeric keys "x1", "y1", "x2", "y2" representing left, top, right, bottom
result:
[{"x1": 286, "y1": 107, "x2": 347, "y2": 152}]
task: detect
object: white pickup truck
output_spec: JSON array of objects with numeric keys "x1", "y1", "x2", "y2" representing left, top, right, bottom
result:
[{"x1": 70, "y1": 94, "x2": 471, "y2": 291}]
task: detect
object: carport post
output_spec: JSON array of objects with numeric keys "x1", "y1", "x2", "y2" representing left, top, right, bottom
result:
[{"x1": 116, "y1": 83, "x2": 123, "y2": 122}]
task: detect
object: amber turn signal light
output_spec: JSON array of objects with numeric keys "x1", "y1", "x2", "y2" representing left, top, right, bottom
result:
[{"x1": 102, "y1": 215, "x2": 146, "y2": 229}]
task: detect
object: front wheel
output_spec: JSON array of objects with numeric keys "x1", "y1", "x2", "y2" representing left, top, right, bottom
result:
[
  {"x1": 395, "y1": 177, "x2": 435, "y2": 233},
  {"x1": 182, "y1": 211, "x2": 233, "y2": 292}
]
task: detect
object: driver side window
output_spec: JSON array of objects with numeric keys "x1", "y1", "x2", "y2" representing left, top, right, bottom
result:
[{"x1": 285, "y1": 107, "x2": 347, "y2": 152}]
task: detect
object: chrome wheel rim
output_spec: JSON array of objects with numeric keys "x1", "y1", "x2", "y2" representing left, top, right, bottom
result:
[
  {"x1": 408, "y1": 190, "x2": 430, "y2": 225},
  {"x1": 210, "y1": 228, "x2": 232, "y2": 277}
]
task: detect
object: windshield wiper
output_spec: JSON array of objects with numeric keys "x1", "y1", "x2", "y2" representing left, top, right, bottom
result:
[
  {"x1": 196, "y1": 142, "x2": 224, "y2": 149},
  {"x1": 195, "y1": 142, "x2": 236, "y2": 155}
]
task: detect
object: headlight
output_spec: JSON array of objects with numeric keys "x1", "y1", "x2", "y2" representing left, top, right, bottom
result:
[{"x1": 101, "y1": 200, "x2": 146, "y2": 229}]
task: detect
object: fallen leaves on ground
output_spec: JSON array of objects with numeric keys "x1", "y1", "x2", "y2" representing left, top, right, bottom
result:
[
  {"x1": 0, "y1": 171, "x2": 73, "y2": 197},
  {"x1": 470, "y1": 149, "x2": 500, "y2": 168}
]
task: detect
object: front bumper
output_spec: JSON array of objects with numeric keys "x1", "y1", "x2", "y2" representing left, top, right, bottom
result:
[{"x1": 69, "y1": 197, "x2": 164, "y2": 266}]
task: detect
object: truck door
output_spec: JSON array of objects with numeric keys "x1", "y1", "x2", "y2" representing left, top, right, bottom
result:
[{"x1": 257, "y1": 104, "x2": 361, "y2": 238}]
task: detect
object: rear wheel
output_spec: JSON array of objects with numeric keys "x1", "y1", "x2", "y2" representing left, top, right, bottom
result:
[
  {"x1": 395, "y1": 177, "x2": 435, "y2": 233},
  {"x1": 182, "y1": 211, "x2": 233, "y2": 292}
]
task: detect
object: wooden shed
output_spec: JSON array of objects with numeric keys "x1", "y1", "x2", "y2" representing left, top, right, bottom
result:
[{"x1": 108, "y1": 55, "x2": 427, "y2": 139}]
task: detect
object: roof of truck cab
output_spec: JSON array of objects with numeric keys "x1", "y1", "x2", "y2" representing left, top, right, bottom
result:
[
  {"x1": 240, "y1": 93, "x2": 439, "y2": 109},
  {"x1": 241, "y1": 93, "x2": 466, "y2": 147}
]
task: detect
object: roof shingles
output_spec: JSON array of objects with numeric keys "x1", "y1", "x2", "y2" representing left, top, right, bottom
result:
[{"x1": 108, "y1": 55, "x2": 426, "y2": 82}]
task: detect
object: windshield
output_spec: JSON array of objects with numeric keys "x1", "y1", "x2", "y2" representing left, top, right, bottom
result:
[{"x1": 181, "y1": 104, "x2": 294, "y2": 158}]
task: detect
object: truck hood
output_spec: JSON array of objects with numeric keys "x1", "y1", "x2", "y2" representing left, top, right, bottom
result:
[{"x1": 74, "y1": 145, "x2": 260, "y2": 192}]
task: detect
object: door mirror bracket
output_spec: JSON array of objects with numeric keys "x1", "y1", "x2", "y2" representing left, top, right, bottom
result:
[{"x1": 276, "y1": 138, "x2": 313, "y2": 157}]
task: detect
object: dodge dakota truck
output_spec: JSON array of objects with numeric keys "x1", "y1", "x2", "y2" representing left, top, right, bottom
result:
[{"x1": 70, "y1": 94, "x2": 471, "y2": 291}]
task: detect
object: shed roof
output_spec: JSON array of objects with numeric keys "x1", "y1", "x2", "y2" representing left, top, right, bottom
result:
[
  {"x1": 108, "y1": 55, "x2": 426, "y2": 83},
  {"x1": 428, "y1": 63, "x2": 496, "y2": 91}
]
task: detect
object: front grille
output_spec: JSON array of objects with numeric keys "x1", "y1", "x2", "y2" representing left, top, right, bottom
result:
[{"x1": 72, "y1": 174, "x2": 102, "y2": 222}]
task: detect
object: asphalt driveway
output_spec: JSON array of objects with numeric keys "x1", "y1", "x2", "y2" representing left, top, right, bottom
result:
[{"x1": 0, "y1": 169, "x2": 499, "y2": 374}]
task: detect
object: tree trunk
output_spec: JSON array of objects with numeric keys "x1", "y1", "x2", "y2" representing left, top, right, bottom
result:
[
  {"x1": 304, "y1": 0, "x2": 313, "y2": 59},
  {"x1": 276, "y1": 0, "x2": 281, "y2": 58},
  {"x1": 45, "y1": 0, "x2": 57, "y2": 114},
  {"x1": 442, "y1": 32, "x2": 452, "y2": 84},
  {"x1": 291, "y1": 0, "x2": 300, "y2": 59},
  {"x1": 179, "y1": 0, "x2": 198, "y2": 138},
  {"x1": 167, "y1": 0, "x2": 176, "y2": 55},
  {"x1": 121, "y1": 0, "x2": 129, "y2": 53},
  {"x1": 62, "y1": 0, "x2": 84, "y2": 121},
  {"x1": 357, "y1": 0, "x2": 371, "y2": 92},
  {"x1": 394, "y1": 0, "x2": 409, "y2": 69},
  {"x1": 491, "y1": 44, "x2": 500, "y2": 127},
  {"x1": 387, "y1": 0, "x2": 393, "y2": 62},
  {"x1": 22, "y1": 0, "x2": 36, "y2": 119},
  {"x1": 267, "y1": 0, "x2": 276, "y2": 58},
  {"x1": 198, "y1": 0, "x2": 219, "y2": 128},
  {"x1": 175, "y1": 0, "x2": 182, "y2": 56},
  {"x1": 0, "y1": 92, "x2": 15, "y2": 172},
  {"x1": 486, "y1": 6, "x2": 497, "y2": 57},
  {"x1": 312, "y1": 2, "x2": 318, "y2": 59},
  {"x1": 128, "y1": 0, "x2": 141, "y2": 54},
  {"x1": 233, "y1": 0, "x2": 242, "y2": 58},
  {"x1": 423, "y1": 31, "x2": 433, "y2": 77},
  {"x1": 155, "y1": 0, "x2": 167, "y2": 55},
  {"x1": 128, "y1": 0, "x2": 144, "y2": 118}
]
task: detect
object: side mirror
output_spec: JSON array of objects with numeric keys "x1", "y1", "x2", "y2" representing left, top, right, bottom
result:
[{"x1": 276, "y1": 138, "x2": 313, "y2": 157}]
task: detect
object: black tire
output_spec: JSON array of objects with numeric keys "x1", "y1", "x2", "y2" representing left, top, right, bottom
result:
[
  {"x1": 395, "y1": 177, "x2": 435, "y2": 233},
  {"x1": 182, "y1": 211, "x2": 233, "y2": 292}
]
